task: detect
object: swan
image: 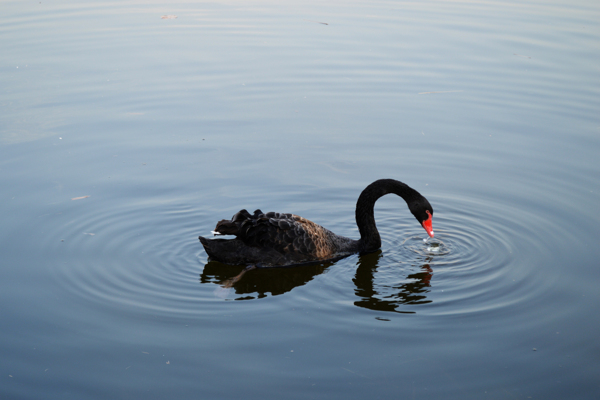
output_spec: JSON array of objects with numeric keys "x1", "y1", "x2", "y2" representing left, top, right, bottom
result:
[{"x1": 199, "y1": 179, "x2": 434, "y2": 267}]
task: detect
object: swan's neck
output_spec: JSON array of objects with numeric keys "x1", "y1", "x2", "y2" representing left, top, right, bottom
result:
[{"x1": 355, "y1": 179, "x2": 422, "y2": 252}]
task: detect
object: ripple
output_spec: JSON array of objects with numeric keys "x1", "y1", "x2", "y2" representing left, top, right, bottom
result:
[
  {"x1": 360, "y1": 193, "x2": 560, "y2": 316},
  {"x1": 43, "y1": 189, "x2": 561, "y2": 319},
  {"x1": 44, "y1": 198, "x2": 219, "y2": 319},
  {"x1": 198, "y1": 191, "x2": 558, "y2": 318},
  {"x1": 406, "y1": 236, "x2": 452, "y2": 256}
]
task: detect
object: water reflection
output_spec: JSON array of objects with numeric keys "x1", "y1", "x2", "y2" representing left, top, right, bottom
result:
[
  {"x1": 200, "y1": 261, "x2": 332, "y2": 299},
  {"x1": 200, "y1": 251, "x2": 434, "y2": 312},
  {"x1": 353, "y1": 251, "x2": 433, "y2": 314}
]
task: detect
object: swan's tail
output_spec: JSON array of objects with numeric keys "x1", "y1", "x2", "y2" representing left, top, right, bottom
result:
[{"x1": 199, "y1": 236, "x2": 256, "y2": 264}]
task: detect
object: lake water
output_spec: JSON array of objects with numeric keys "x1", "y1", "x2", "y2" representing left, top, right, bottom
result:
[{"x1": 2, "y1": 0, "x2": 599, "y2": 398}]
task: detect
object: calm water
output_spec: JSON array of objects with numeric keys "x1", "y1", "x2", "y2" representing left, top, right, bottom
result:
[{"x1": 2, "y1": 0, "x2": 599, "y2": 398}]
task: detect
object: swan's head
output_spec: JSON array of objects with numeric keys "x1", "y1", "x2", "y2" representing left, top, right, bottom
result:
[{"x1": 409, "y1": 198, "x2": 434, "y2": 238}]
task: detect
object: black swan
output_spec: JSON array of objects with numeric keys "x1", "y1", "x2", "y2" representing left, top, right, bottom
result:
[{"x1": 199, "y1": 179, "x2": 434, "y2": 267}]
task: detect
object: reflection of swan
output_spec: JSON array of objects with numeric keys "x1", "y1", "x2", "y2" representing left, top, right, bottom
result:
[
  {"x1": 200, "y1": 261, "x2": 332, "y2": 299},
  {"x1": 353, "y1": 251, "x2": 433, "y2": 314},
  {"x1": 199, "y1": 179, "x2": 434, "y2": 267},
  {"x1": 200, "y1": 252, "x2": 435, "y2": 310}
]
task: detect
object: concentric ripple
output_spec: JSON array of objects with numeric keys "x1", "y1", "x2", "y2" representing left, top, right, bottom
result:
[
  {"x1": 43, "y1": 197, "x2": 221, "y2": 319},
  {"x1": 346, "y1": 193, "x2": 561, "y2": 316},
  {"x1": 43, "y1": 190, "x2": 562, "y2": 318}
]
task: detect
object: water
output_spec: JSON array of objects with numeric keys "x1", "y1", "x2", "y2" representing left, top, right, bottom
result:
[{"x1": 2, "y1": 0, "x2": 600, "y2": 398}]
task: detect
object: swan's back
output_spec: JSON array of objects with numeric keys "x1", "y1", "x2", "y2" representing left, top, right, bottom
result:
[{"x1": 199, "y1": 209, "x2": 358, "y2": 266}]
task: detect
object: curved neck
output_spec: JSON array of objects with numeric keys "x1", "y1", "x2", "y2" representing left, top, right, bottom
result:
[{"x1": 355, "y1": 179, "x2": 422, "y2": 252}]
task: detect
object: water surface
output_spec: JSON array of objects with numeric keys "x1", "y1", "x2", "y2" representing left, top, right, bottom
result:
[{"x1": 1, "y1": 0, "x2": 599, "y2": 399}]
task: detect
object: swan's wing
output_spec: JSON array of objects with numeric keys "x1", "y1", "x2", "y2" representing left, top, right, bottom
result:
[
  {"x1": 219, "y1": 210, "x2": 319, "y2": 256},
  {"x1": 212, "y1": 209, "x2": 345, "y2": 261},
  {"x1": 206, "y1": 209, "x2": 358, "y2": 265}
]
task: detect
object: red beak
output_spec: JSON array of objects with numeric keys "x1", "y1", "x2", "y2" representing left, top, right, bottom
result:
[{"x1": 422, "y1": 210, "x2": 434, "y2": 237}]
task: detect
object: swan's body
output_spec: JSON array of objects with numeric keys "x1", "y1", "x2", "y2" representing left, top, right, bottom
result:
[{"x1": 199, "y1": 179, "x2": 434, "y2": 267}]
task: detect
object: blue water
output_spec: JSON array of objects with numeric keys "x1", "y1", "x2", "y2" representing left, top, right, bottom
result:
[{"x1": 2, "y1": 0, "x2": 599, "y2": 398}]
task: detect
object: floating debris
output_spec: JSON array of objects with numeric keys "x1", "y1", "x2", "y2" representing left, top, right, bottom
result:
[
  {"x1": 303, "y1": 19, "x2": 328, "y2": 25},
  {"x1": 71, "y1": 195, "x2": 90, "y2": 200},
  {"x1": 161, "y1": 15, "x2": 177, "y2": 19}
]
